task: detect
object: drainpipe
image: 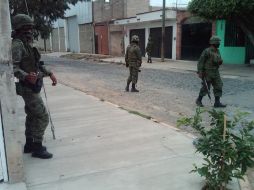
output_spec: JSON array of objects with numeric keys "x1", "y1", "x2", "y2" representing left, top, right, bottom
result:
[{"x1": 161, "y1": 0, "x2": 166, "y2": 62}]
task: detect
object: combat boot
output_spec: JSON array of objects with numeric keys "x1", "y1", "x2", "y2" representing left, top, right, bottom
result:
[
  {"x1": 125, "y1": 81, "x2": 131, "y2": 92},
  {"x1": 24, "y1": 137, "x2": 46, "y2": 153},
  {"x1": 32, "y1": 142, "x2": 53, "y2": 159},
  {"x1": 195, "y1": 96, "x2": 204, "y2": 107},
  {"x1": 214, "y1": 97, "x2": 226, "y2": 108},
  {"x1": 131, "y1": 84, "x2": 139, "y2": 92}
]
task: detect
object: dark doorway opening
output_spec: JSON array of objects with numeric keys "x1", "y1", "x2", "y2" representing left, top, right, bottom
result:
[
  {"x1": 130, "y1": 29, "x2": 146, "y2": 56},
  {"x1": 95, "y1": 35, "x2": 99, "y2": 54},
  {"x1": 181, "y1": 23, "x2": 212, "y2": 60},
  {"x1": 245, "y1": 37, "x2": 254, "y2": 64},
  {"x1": 149, "y1": 26, "x2": 172, "y2": 59}
]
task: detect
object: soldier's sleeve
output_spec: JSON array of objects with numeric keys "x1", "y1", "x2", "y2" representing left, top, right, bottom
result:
[
  {"x1": 39, "y1": 65, "x2": 52, "y2": 77},
  {"x1": 136, "y1": 47, "x2": 142, "y2": 65},
  {"x1": 197, "y1": 49, "x2": 208, "y2": 73},
  {"x1": 12, "y1": 40, "x2": 28, "y2": 81},
  {"x1": 125, "y1": 46, "x2": 129, "y2": 63}
]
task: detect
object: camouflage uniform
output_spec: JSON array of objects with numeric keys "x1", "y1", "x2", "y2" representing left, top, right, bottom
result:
[
  {"x1": 196, "y1": 36, "x2": 226, "y2": 108},
  {"x1": 145, "y1": 36, "x2": 153, "y2": 63},
  {"x1": 125, "y1": 35, "x2": 142, "y2": 92},
  {"x1": 12, "y1": 14, "x2": 55, "y2": 159}
]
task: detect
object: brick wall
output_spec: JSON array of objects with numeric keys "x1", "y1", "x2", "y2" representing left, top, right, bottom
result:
[
  {"x1": 176, "y1": 10, "x2": 190, "y2": 60},
  {"x1": 79, "y1": 24, "x2": 94, "y2": 53},
  {"x1": 126, "y1": 0, "x2": 150, "y2": 17},
  {"x1": 93, "y1": 0, "x2": 124, "y2": 23}
]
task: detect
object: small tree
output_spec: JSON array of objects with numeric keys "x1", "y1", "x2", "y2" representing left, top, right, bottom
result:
[
  {"x1": 188, "y1": 0, "x2": 254, "y2": 46},
  {"x1": 177, "y1": 108, "x2": 254, "y2": 190},
  {"x1": 9, "y1": 0, "x2": 84, "y2": 40}
]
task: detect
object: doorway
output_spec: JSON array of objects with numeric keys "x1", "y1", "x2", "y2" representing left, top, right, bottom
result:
[
  {"x1": 149, "y1": 26, "x2": 173, "y2": 58},
  {"x1": 130, "y1": 29, "x2": 146, "y2": 56},
  {"x1": 181, "y1": 23, "x2": 212, "y2": 60}
]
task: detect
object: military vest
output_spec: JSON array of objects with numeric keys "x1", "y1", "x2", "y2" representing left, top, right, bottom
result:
[
  {"x1": 13, "y1": 39, "x2": 39, "y2": 73},
  {"x1": 126, "y1": 43, "x2": 142, "y2": 67}
]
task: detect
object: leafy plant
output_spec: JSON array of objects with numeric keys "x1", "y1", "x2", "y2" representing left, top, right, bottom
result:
[
  {"x1": 9, "y1": 0, "x2": 85, "y2": 39},
  {"x1": 177, "y1": 108, "x2": 254, "y2": 190},
  {"x1": 188, "y1": 0, "x2": 254, "y2": 46}
]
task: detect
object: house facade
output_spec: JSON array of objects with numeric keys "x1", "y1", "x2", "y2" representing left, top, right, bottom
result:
[
  {"x1": 216, "y1": 20, "x2": 254, "y2": 64},
  {"x1": 51, "y1": 1, "x2": 93, "y2": 53},
  {"x1": 114, "y1": 9, "x2": 177, "y2": 59},
  {"x1": 93, "y1": 0, "x2": 151, "y2": 56}
]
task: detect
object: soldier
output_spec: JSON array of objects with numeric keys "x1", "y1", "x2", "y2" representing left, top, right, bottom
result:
[
  {"x1": 196, "y1": 35, "x2": 226, "y2": 108},
  {"x1": 12, "y1": 14, "x2": 57, "y2": 159},
  {"x1": 125, "y1": 35, "x2": 142, "y2": 92},
  {"x1": 145, "y1": 36, "x2": 153, "y2": 63}
]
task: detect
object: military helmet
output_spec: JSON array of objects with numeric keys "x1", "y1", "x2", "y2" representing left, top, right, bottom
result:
[
  {"x1": 209, "y1": 35, "x2": 221, "y2": 45},
  {"x1": 131, "y1": 35, "x2": 139, "y2": 43},
  {"x1": 12, "y1": 14, "x2": 34, "y2": 31}
]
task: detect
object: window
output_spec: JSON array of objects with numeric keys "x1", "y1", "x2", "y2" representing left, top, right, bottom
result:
[{"x1": 224, "y1": 21, "x2": 245, "y2": 47}]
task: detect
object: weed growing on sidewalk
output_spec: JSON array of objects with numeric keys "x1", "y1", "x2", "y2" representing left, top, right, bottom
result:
[{"x1": 177, "y1": 108, "x2": 254, "y2": 190}]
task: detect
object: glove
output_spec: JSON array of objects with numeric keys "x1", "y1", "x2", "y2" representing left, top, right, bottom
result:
[
  {"x1": 25, "y1": 72, "x2": 38, "y2": 85},
  {"x1": 126, "y1": 63, "x2": 129, "y2": 68},
  {"x1": 218, "y1": 60, "x2": 223, "y2": 65}
]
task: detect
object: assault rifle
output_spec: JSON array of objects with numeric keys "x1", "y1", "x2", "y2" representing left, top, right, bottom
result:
[{"x1": 202, "y1": 77, "x2": 212, "y2": 103}]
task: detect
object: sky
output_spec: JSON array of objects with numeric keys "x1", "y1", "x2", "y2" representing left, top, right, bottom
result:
[{"x1": 150, "y1": 0, "x2": 191, "y2": 7}]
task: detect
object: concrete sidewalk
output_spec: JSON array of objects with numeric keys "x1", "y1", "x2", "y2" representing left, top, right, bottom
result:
[{"x1": 12, "y1": 80, "x2": 240, "y2": 190}]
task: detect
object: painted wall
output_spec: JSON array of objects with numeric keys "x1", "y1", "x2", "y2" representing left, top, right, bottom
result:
[{"x1": 216, "y1": 20, "x2": 246, "y2": 64}]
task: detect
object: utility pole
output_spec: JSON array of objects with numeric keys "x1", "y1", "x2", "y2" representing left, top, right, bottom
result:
[
  {"x1": 161, "y1": 0, "x2": 166, "y2": 62},
  {"x1": 0, "y1": 0, "x2": 24, "y2": 183}
]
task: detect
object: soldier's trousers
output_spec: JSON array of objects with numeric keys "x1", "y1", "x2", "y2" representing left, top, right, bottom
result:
[
  {"x1": 147, "y1": 53, "x2": 152, "y2": 63},
  {"x1": 199, "y1": 70, "x2": 223, "y2": 97},
  {"x1": 127, "y1": 66, "x2": 139, "y2": 84},
  {"x1": 21, "y1": 86, "x2": 49, "y2": 142}
]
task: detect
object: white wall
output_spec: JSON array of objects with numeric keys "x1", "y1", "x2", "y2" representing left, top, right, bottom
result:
[
  {"x1": 124, "y1": 20, "x2": 177, "y2": 60},
  {"x1": 53, "y1": 1, "x2": 92, "y2": 28}
]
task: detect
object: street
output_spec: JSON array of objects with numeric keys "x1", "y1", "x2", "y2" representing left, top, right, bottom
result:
[{"x1": 42, "y1": 55, "x2": 254, "y2": 134}]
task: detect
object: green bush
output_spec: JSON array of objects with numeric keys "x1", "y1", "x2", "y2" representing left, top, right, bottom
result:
[{"x1": 177, "y1": 108, "x2": 254, "y2": 190}]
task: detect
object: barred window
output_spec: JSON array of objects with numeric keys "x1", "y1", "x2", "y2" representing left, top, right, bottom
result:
[{"x1": 225, "y1": 21, "x2": 245, "y2": 47}]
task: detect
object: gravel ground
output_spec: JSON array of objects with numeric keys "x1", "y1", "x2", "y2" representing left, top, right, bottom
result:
[{"x1": 42, "y1": 55, "x2": 254, "y2": 132}]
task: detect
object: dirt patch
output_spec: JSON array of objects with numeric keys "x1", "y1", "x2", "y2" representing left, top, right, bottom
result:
[{"x1": 61, "y1": 53, "x2": 112, "y2": 61}]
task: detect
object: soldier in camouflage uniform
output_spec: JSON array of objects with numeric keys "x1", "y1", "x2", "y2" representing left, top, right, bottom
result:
[
  {"x1": 125, "y1": 35, "x2": 142, "y2": 92},
  {"x1": 196, "y1": 36, "x2": 226, "y2": 108},
  {"x1": 12, "y1": 14, "x2": 57, "y2": 159},
  {"x1": 145, "y1": 36, "x2": 153, "y2": 63}
]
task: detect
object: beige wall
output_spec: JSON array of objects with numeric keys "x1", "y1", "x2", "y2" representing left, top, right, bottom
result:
[
  {"x1": 79, "y1": 24, "x2": 94, "y2": 53},
  {"x1": 110, "y1": 31, "x2": 124, "y2": 56},
  {"x1": 34, "y1": 37, "x2": 51, "y2": 51},
  {"x1": 126, "y1": 0, "x2": 150, "y2": 17},
  {"x1": 51, "y1": 28, "x2": 59, "y2": 52},
  {"x1": 59, "y1": 27, "x2": 66, "y2": 52}
]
